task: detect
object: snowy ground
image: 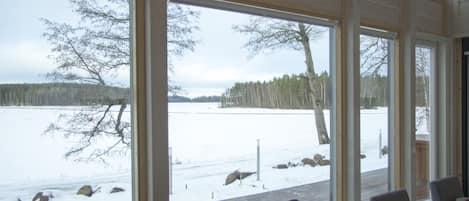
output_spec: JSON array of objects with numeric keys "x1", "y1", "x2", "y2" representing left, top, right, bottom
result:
[{"x1": 0, "y1": 103, "x2": 423, "y2": 201}]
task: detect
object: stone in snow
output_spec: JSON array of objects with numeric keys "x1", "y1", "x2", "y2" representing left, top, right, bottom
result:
[
  {"x1": 301, "y1": 158, "x2": 317, "y2": 167},
  {"x1": 273, "y1": 164, "x2": 289, "y2": 169},
  {"x1": 32, "y1": 192, "x2": 49, "y2": 201},
  {"x1": 313, "y1": 153, "x2": 325, "y2": 163},
  {"x1": 77, "y1": 185, "x2": 96, "y2": 197},
  {"x1": 110, "y1": 187, "x2": 125, "y2": 193},
  {"x1": 318, "y1": 159, "x2": 330, "y2": 166},
  {"x1": 224, "y1": 170, "x2": 256, "y2": 185}
]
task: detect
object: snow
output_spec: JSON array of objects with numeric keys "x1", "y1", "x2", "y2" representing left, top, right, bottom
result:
[{"x1": 0, "y1": 103, "x2": 417, "y2": 201}]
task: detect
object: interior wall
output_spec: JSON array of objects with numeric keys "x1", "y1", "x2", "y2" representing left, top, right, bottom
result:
[
  {"x1": 416, "y1": 0, "x2": 445, "y2": 35},
  {"x1": 451, "y1": 0, "x2": 469, "y2": 37},
  {"x1": 229, "y1": 0, "x2": 342, "y2": 20},
  {"x1": 230, "y1": 0, "x2": 449, "y2": 35},
  {"x1": 360, "y1": 0, "x2": 400, "y2": 31}
]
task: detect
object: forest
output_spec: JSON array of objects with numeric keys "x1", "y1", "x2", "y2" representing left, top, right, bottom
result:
[
  {"x1": 221, "y1": 72, "x2": 429, "y2": 109},
  {"x1": 0, "y1": 83, "x2": 129, "y2": 106},
  {"x1": 0, "y1": 83, "x2": 223, "y2": 106}
]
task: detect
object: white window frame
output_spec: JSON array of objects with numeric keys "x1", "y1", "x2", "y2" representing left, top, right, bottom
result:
[
  {"x1": 359, "y1": 28, "x2": 397, "y2": 197},
  {"x1": 160, "y1": 0, "x2": 338, "y2": 200},
  {"x1": 134, "y1": 1, "x2": 456, "y2": 201},
  {"x1": 415, "y1": 32, "x2": 454, "y2": 198}
]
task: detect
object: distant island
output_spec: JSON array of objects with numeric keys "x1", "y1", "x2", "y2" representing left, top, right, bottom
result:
[{"x1": 0, "y1": 83, "x2": 221, "y2": 106}]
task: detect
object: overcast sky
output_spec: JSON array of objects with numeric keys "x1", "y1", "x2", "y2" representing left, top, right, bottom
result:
[{"x1": 0, "y1": 1, "x2": 330, "y2": 98}]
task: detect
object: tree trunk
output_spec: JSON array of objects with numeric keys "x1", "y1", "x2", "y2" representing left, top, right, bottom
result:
[
  {"x1": 298, "y1": 23, "x2": 330, "y2": 144},
  {"x1": 422, "y1": 76, "x2": 430, "y2": 132}
]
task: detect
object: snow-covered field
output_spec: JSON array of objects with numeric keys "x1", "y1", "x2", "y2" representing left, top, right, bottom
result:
[{"x1": 0, "y1": 103, "x2": 406, "y2": 201}]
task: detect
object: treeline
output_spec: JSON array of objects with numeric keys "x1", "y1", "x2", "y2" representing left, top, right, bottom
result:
[
  {"x1": 221, "y1": 73, "x2": 330, "y2": 109},
  {"x1": 221, "y1": 73, "x2": 397, "y2": 109},
  {"x1": 168, "y1": 95, "x2": 221, "y2": 102},
  {"x1": 0, "y1": 83, "x2": 129, "y2": 106}
]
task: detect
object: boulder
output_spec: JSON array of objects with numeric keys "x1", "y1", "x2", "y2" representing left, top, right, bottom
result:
[
  {"x1": 32, "y1": 192, "x2": 49, "y2": 201},
  {"x1": 301, "y1": 158, "x2": 317, "y2": 167},
  {"x1": 110, "y1": 187, "x2": 125, "y2": 193},
  {"x1": 239, "y1": 171, "x2": 256, "y2": 179},
  {"x1": 77, "y1": 185, "x2": 94, "y2": 197},
  {"x1": 288, "y1": 161, "x2": 299, "y2": 167},
  {"x1": 381, "y1": 145, "x2": 389, "y2": 155},
  {"x1": 225, "y1": 170, "x2": 240, "y2": 185},
  {"x1": 318, "y1": 159, "x2": 330, "y2": 166},
  {"x1": 313, "y1": 154, "x2": 325, "y2": 163},
  {"x1": 273, "y1": 164, "x2": 288, "y2": 169},
  {"x1": 224, "y1": 170, "x2": 257, "y2": 185}
]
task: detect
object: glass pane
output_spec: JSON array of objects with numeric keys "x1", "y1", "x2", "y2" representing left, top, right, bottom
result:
[
  {"x1": 359, "y1": 35, "x2": 391, "y2": 201},
  {"x1": 415, "y1": 46, "x2": 432, "y2": 200},
  {"x1": 168, "y1": 3, "x2": 333, "y2": 201},
  {"x1": 0, "y1": 0, "x2": 133, "y2": 200}
]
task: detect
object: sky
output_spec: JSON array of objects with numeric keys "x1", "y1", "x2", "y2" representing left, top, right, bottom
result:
[{"x1": 0, "y1": 0, "x2": 330, "y2": 98}]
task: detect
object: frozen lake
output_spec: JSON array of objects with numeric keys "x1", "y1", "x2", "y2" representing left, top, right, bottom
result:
[{"x1": 0, "y1": 103, "x2": 394, "y2": 201}]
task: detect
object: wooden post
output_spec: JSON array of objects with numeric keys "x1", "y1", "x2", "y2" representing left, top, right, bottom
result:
[
  {"x1": 257, "y1": 139, "x2": 260, "y2": 181},
  {"x1": 379, "y1": 129, "x2": 383, "y2": 159},
  {"x1": 169, "y1": 147, "x2": 173, "y2": 195}
]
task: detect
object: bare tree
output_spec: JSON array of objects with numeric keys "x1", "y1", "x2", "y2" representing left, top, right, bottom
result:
[
  {"x1": 233, "y1": 17, "x2": 330, "y2": 144},
  {"x1": 416, "y1": 47, "x2": 431, "y2": 132},
  {"x1": 360, "y1": 35, "x2": 389, "y2": 76},
  {"x1": 360, "y1": 35, "x2": 389, "y2": 108},
  {"x1": 43, "y1": 0, "x2": 199, "y2": 162}
]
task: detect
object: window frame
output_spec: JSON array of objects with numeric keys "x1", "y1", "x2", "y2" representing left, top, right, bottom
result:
[
  {"x1": 414, "y1": 43, "x2": 437, "y2": 200},
  {"x1": 414, "y1": 32, "x2": 454, "y2": 199},
  {"x1": 156, "y1": 0, "x2": 338, "y2": 200},
  {"x1": 359, "y1": 28, "x2": 397, "y2": 198},
  {"x1": 132, "y1": 0, "x2": 457, "y2": 201}
]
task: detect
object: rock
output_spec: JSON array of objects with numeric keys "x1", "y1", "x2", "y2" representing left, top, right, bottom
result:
[
  {"x1": 225, "y1": 170, "x2": 240, "y2": 185},
  {"x1": 32, "y1": 192, "x2": 49, "y2": 201},
  {"x1": 318, "y1": 159, "x2": 330, "y2": 166},
  {"x1": 313, "y1": 154, "x2": 325, "y2": 163},
  {"x1": 239, "y1": 171, "x2": 256, "y2": 179},
  {"x1": 110, "y1": 187, "x2": 125, "y2": 193},
  {"x1": 288, "y1": 161, "x2": 299, "y2": 167},
  {"x1": 360, "y1": 154, "x2": 367, "y2": 159},
  {"x1": 77, "y1": 185, "x2": 94, "y2": 197},
  {"x1": 273, "y1": 164, "x2": 288, "y2": 169},
  {"x1": 381, "y1": 145, "x2": 389, "y2": 155},
  {"x1": 287, "y1": 161, "x2": 299, "y2": 167},
  {"x1": 301, "y1": 158, "x2": 317, "y2": 167},
  {"x1": 224, "y1": 170, "x2": 256, "y2": 185}
]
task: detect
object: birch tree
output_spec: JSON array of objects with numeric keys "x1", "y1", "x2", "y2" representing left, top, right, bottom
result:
[{"x1": 233, "y1": 17, "x2": 330, "y2": 144}]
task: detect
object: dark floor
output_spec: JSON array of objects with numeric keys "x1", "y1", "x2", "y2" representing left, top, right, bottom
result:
[{"x1": 223, "y1": 168, "x2": 388, "y2": 201}]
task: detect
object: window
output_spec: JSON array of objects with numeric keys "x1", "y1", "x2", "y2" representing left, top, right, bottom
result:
[
  {"x1": 167, "y1": 2, "x2": 334, "y2": 200},
  {"x1": 359, "y1": 34, "x2": 392, "y2": 201},
  {"x1": 0, "y1": 0, "x2": 133, "y2": 200},
  {"x1": 415, "y1": 45, "x2": 434, "y2": 200}
]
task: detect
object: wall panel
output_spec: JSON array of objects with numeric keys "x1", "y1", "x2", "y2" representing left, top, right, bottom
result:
[
  {"x1": 452, "y1": 0, "x2": 469, "y2": 37},
  {"x1": 416, "y1": 0, "x2": 445, "y2": 35},
  {"x1": 228, "y1": 0, "x2": 341, "y2": 20},
  {"x1": 360, "y1": 0, "x2": 400, "y2": 31}
]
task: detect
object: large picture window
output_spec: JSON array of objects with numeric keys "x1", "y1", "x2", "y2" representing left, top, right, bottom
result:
[
  {"x1": 415, "y1": 45, "x2": 434, "y2": 200},
  {"x1": 167, "y1": 2, "x2": 334, "y2": 200},
  {"x1": 359, "y1": 33, "x2": 392, "y2": 201}
]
